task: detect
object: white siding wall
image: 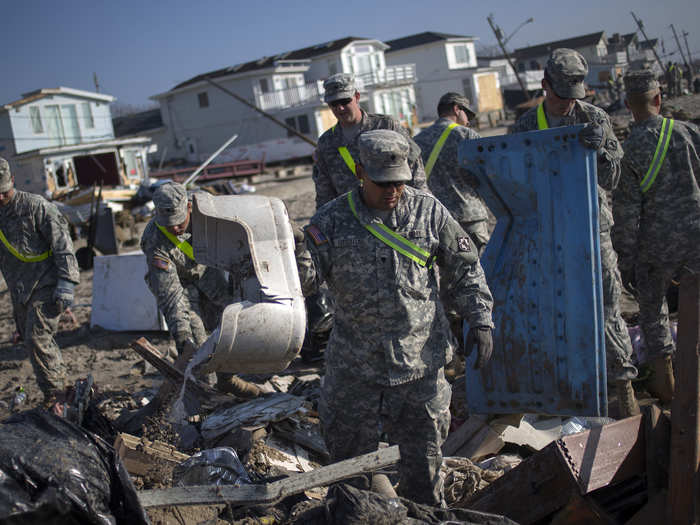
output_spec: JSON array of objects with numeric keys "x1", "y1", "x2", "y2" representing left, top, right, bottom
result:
[
  {"x1": 9, "y1": 95, "x2": 114, "y2": 155},
  {"x1": 385, "y1": 41, "x2": 480, "y2": 122}
]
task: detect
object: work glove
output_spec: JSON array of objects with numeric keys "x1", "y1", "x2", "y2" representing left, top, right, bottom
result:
[
  {"x1": 53, "y1": 279, "x2": 75, "y2": 310},
  {"x1": 578, "y1": 122, "x2": 605, "y2": 151},
  {"x1": 464, "y1": 326, "x2": 494, "y2": 370}
]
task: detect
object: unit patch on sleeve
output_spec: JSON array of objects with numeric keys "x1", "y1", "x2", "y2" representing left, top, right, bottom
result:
[
  {"x1": 457, "y1": 237, "x2": 472, "y2": 252},
  {"x1": 305, "y1": 224, "x2": 328, "y2": 246},
  {"x1": 152, "y1": 256, "x2": 170, "y2": 271}
]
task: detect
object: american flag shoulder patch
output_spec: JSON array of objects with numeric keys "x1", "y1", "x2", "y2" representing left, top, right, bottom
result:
[
  {"x1": 305, "y1": 224, "x2": 328, "y2": 246},
  {"x1": 152, "y1": 256, "x2": 170, "y2": 271}
]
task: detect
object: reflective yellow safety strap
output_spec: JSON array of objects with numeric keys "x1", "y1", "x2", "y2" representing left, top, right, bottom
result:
[
  {"x1": 640, "y1": 118, "x2": 674, "y2": 193},
  {"x1": 425, "y1": 122, "x2": 458, "y2": 180},
  {"x1": 536, "y1": 102, "x2": 548, "y2": 130},
  {"x1": 347, "y1": 192, "x2": 434, "y2": 268},
  {"x1": 0, "y1": 228, "x2": 51, "y2": 262},
  {"x1": 156, "y1": 224, "x2": 195, "y2": 261},
  {"x1": 338, "y1": 147, "x2": 357, "y2": 176}
]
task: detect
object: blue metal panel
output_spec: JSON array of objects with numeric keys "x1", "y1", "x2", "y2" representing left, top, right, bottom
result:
[{"x1": 458, "y1": 125, "x2": 607, "y2": 416}]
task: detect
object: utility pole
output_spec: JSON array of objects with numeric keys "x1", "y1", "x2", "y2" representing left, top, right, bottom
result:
[
  {"x1": 631, "y1": 11, "x2": 666, "y2": 73},
  {"x1": 670, "y1": 24, "x2": 691, "y2": 72},
  {"x1": 682, "y1": 30, "x2": 694, "y2": 76},
  {"x1": 93, "y1": 72, "x2": 100, "y2": 93},
  {"x1": 487, "y1": 14, "x2": 531, "y2": 101}
]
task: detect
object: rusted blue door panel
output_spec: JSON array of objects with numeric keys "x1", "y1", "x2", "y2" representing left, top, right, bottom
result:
[{"x1": 458, "y1": 125, "x2": 607, "y2": 416}]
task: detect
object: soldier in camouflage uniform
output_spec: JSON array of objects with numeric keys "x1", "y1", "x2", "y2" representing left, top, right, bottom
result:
[
  {"x1": 0, "y1": 157, "x2": 79, "y2": 402},
  {"x1": 312, "y1": 73, "x2": 428, "y2": 210},
  {"x1": 141, "y1": 182, "x2": 260, "y2": 397},
  {"x1": 414, "y1": 92, "x2": 490, "y2": 252},
  {"x1": 296, "y1": 130, "x2": 494, "y2": 505},
  {"x1": 613, "y1": 70, "x2": 700, "y2": 403},
  {"x1": 511, "y1": 48, "x2": 639, "y2": 417}
]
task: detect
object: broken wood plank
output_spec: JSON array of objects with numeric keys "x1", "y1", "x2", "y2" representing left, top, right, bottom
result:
[
  {"x1": 115, "y1": 433, "x2": 190, "y2": 477},
  {"x1": 442, "y1": 415, "x2": 488, "y2": 457},
  {"x1": 209, "y1": 425, "x2": 267, "y2": 452},
  {"x1": 454, "y1": 424, "x2": 505, "y2": 461},
  {"x1": 138, "y1": 444, "x2": 400, "y2": 508},
  {"x1": 669, "y1": 271, "x2": 700, "y2": 524},
  {"x1": 466, "y1": 415, "x2": 645, "y2": 525},
  {"x1": 550, "y1": 493, "x2": 617, "y2": 525}
]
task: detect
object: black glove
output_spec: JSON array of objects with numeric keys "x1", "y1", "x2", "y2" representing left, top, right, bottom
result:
[
  {"x1": 53, "y1": 279, "x2": 75, "y2": 310},
  {"x1": 579, "y1": 122, "x2": 605, "y2": 150},
  {"x1": 465, "y1": 326, "x2": 493, "y2": 369}
]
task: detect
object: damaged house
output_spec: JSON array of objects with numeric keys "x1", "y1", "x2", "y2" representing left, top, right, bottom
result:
[
  {"x1": 0, "y1": 87, "x2": 152, "y2": 198},
  {"x1": 150, "y1": 36, "x2": 418, "y2": 165}
]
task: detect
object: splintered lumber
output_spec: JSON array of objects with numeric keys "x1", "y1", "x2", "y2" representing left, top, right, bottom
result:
[
  {"x1": 669, "y1": 271, "x2": 700, "y2": 525},
  {"x1": 137, "y1": 444, "x2": 400, "y2": 508},
  {"x1": 466, "y1": 415, "x2": 645, "y2": 525},
  {"x1": 442, "y1": 415, "x2": 488, "y2": 456},
  {"x1": 115, "y1": 433, "x2": 190, "y2": 477}
]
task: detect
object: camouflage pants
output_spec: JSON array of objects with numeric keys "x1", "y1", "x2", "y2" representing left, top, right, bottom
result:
[
  {"x1": 635, "y1": 260, "x2": 700, "y2": 359},
  {"x1": 601, "y1": 232, "x2": 637, "y2": 381},
  {"x1": 319, "y1": 366, "x2": 451, "y2": 505},
  {"x1": 13, "y1": 285, "x2": 65, "y2": 397}
]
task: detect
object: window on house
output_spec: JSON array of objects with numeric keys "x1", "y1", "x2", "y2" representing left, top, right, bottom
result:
[
  {"x1": 29, "y1": 106, "x2": 43, "y2": 133},
  {"x1": 81, "y1": 102, "x2": 94, "y2": 128},
  {"x1": 529, "y1": 60, "x2": 541, "y2": 70},
  {"x1": 285, "y1": 117, "x2": 297, "y2": 137},
  {"x1": 259, "y1": 78, "x2": 270, "y2": 93},
  {"x1": 297, "y1": 115, "x2": 310, "y2": 134},
  {"x1": 198, "y1": 92, "x2": 209, "y2": 108},
  {"x1": 328, "y1": 60, "x2": 338, "y2": 76},
  {"x1": 454, "y1": 44, "x2": 470, "y2": 65}
]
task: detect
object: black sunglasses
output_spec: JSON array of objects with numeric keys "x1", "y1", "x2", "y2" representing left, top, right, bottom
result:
[
  {"x1": 372, "y1": 180, "x2": 405, "y2": 189},
  {"x1": 329, "y1": 98, "x2": 353, "y2": 108}
]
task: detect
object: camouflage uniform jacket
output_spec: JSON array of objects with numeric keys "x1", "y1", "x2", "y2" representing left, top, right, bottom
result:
[
  {"x1": 511, "y1": 100, "x2": 623, "y2": 232},
  {"x1": 312, "y1": 110, "x2": 429, "y2": 209},
  {"x1": 0, "y1": 191, "x2": 79, "y2": 306},
  {"x1": 141, "y1": 219, "x2": 225, "y2": 344},
  {"x1": 613, "y1": 114, "x2": 700, "y2": 270},
  {"x1": 297, "y1": 186, "x2": 494, "y2": 386},
  {"x1": 413, "y1": 118, "x2": 488, "y2": 223}
]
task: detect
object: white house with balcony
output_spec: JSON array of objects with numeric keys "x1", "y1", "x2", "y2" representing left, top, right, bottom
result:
[
  {"x1": 150, "y1": 37, "x2": 418, "y2": 165},
  {"x1": 0, "y1": 87, "x2": 151, "y2": 197},
  {"x1": 383, "y1": 32, "x2": 504, "y2": 126}
]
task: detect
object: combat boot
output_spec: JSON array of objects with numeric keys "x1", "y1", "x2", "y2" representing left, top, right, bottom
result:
[
  {"x1": 615, "y1": 380, "x2": 640, "y2": 418},
  {"x1": 216, "y1": 373, "x2": 262, "y2": 399},
  {"x1": 371, "y1": 474, "x2": 398, "y2": 498},
  {"x1": 647, "y1": 355, "x2": 675, "y2": 403}
]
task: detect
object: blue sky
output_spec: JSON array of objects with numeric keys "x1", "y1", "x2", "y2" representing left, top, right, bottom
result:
[{"x1": 3, "y1": 0, "x2": 698, "y2": 107}]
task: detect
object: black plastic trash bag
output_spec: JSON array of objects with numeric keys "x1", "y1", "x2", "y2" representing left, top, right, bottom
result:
[
  {"x1": 172, "y1": 447, "x2": 251, "y2": 487},
  {"x1": 0, "y1": 409, "x2": 149, "y2": 525}
]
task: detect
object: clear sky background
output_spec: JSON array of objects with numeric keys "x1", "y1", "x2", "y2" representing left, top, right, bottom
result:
[{"x1": 3, "y1": 0, "x2": 698, "y2": 108}]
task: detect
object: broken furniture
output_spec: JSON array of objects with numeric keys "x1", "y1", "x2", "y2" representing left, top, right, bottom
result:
[
  {"x1": 191, "y1": 193, "x2": 305, "y2": 374},
  {"x1": 459, "y1": 125, "x2": 607, "y2": 416}
]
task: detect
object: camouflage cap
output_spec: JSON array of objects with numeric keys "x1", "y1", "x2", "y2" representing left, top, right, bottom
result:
[
  {"x1": 357, "y1": 129, "x2": 412, "y2": 183},
  {"x1": 323, "y1": 73, "x2": 357, "y2": 103},
  {"x1": 0, "y1": 157, "x2": 12, "y2": 193},
  {"x1": 545, "y1": 48, "x2": 588, "y2": 99},
  {"x1": 623, "y1": 69, "x2": 660, "y2": 94},
  {"x1": 438, "y1": 92, "x2": 476, "y2": 119},
  {"x1": 153, "y1": 182, "x2": 189, "y2": 226}
]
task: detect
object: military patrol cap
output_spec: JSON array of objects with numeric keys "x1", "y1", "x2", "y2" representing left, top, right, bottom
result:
[
  {"x1": 323, "y1": 73, "x2": 357, "y2": 103},
  {"x1": 0, "y1": 157, "x2": 12, "y2": 193},
  {"x1": 153, "y1": 182, "x2": 189, "y2": 226},
  {"x1": 545, "y1": 48, "x2": 589, "y2": 99},
  {"x1": 358, "y1": 129, "x2": 412, "y2": 183},
  {"x1": 438, "y1": 92, "x2": 476, "y2": 119},
  {"x1": 623, "y1": 70, "x2": 660, "y2": 94}
]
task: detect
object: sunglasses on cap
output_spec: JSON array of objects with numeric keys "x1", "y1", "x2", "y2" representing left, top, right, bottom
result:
[
  {"x1": 329, "y1": 98, "x2": 353, "y2": 108},
  {"x1": 371, "y1": 180, "x2": 405, "y2": 189}
]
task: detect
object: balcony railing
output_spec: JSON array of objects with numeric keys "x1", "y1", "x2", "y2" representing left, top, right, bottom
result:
[
  {"x1": 255, "y1": 81, "x2": 324, "y2": 111},
  {"x1": 355, "y1": 64, "x2": 416, "y2": 88}
]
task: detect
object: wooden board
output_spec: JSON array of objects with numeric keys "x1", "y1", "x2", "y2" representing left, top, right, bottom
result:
[
  {"x1": 115, "y1": 433, "x2": 190, "y2": 477},
  {"x1": 138, "y1": 445, "x2": 400, "y2": 508}
]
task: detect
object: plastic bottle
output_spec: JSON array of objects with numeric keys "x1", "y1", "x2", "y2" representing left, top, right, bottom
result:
[{"x1": 11, "y1": 386, "x2": 26, "y2": 412}]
